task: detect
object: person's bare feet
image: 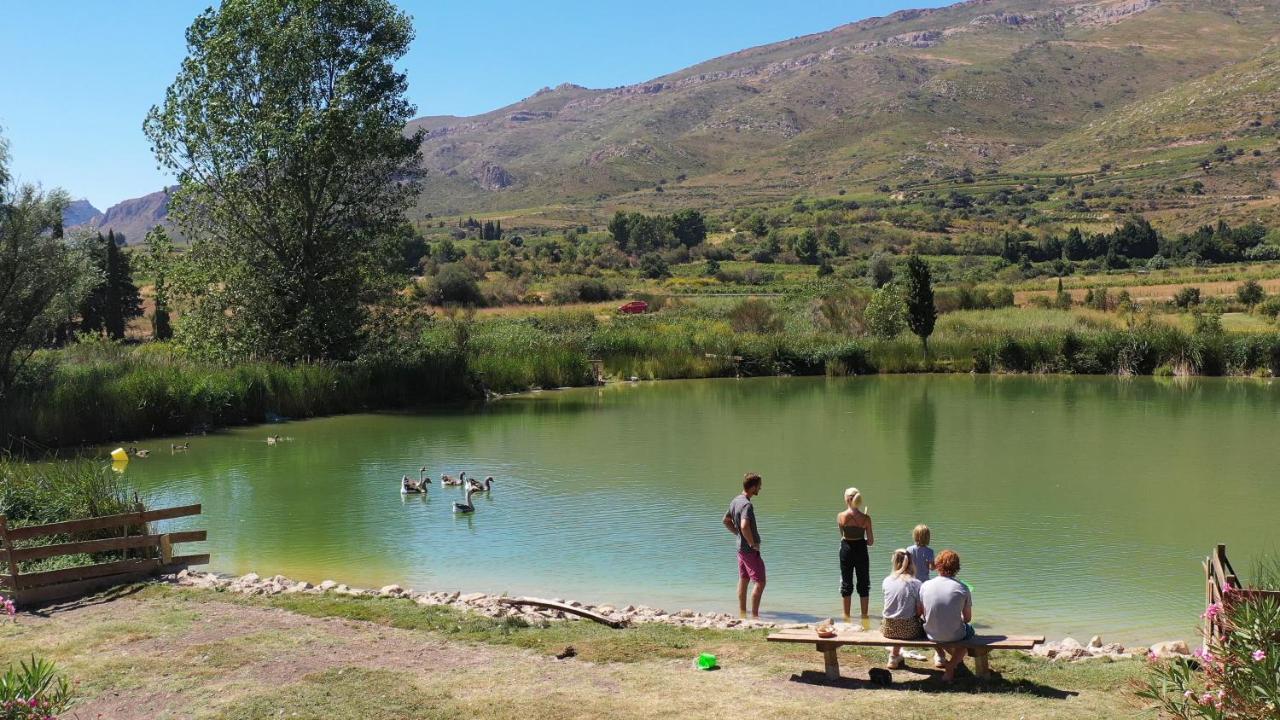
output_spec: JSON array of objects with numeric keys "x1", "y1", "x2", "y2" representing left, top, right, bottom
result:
[{"x1": 941, "y1": 669, "x2": 956, "y2": 683}]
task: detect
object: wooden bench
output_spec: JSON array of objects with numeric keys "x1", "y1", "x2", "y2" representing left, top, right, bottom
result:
[{"x1": 767, "y1": 628, "x2": 1044, "y2": 680}]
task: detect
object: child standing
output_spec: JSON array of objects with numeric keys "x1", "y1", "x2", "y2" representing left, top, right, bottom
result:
[
  {"x1": 906, "y1": 525, "x2": 934, "y2": 583},
  {"x1": 905, "y1": 524, "x2": 942, "y2": 666}
]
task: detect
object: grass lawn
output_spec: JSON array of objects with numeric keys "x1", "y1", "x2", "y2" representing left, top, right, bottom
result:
[{"x1": 0, "y1": 584, "x2": 1153, "y2": 719}]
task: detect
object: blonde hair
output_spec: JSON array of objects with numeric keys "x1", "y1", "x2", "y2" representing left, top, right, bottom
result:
[
  {"x1": 844, "y1": 487, "x2": 864, "y2": 512},
  {"x1": 891, "y1": 548, "x2": 915, "y2": 580},
  {"x1": 913, "y1": 524, "x2": 931, "y2": 546}
]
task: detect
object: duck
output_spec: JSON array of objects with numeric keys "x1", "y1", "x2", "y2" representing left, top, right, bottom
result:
[
  {"x1": 127, "y1": 447, "x2": 151, "y2": 458},
  {"x1": 467, "y1": 476, "x2": 494, "y2": 493},
  {"x1": 266, "y1": 435, "x2": 283, "y2": 445},
  {"x1": 441, "y1": 471, "x2": 466, "y2": 487},
  {"x1": 453, "y1": 486, "x2": 477, "y2": 514},
  {"x1": 171, "y1": 442, "x2": 190, "y2": 452}
]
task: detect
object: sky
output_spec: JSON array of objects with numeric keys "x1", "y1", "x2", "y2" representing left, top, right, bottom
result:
[{"x1": 0, "y1": 0, "x2": 947, "y2": 209}]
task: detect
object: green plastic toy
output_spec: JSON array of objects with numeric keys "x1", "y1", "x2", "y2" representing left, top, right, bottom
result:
[{"x1": 696, "y1": 652, "x2": 718, "y2": 670}]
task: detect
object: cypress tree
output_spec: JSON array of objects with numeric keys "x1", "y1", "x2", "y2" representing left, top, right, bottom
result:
[{"x1": 903, "y1": 255, "x2": 937, "y2": 358}]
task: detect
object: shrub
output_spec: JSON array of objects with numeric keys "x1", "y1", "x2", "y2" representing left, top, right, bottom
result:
[
  {"x1": 0, "y1": 656, "x2": 74, "y2": 720},
  {"x1": 1175, "y1": 287, "x2": 1202, "y2": 309},
  {"x1": 550, "y1": 278, "x2": 622, "y2": 304},
  {"x1": 1257, "y1": 296, "x2": 1280, "y2": 320},
  {"x1": 727, "y1": 299, "x2": 783, "y2": 334},
  {"x1": 865, "y1": 284, "x2": 907, "y2": 340},
  {"x1": 1139, "y1": 592, "x2": 1280, "y2": 719},
  {"x1": 425, "y1": 264, "x2": 484, "y2": 306},
  {"x1": 1237, "y1": 279, "x2": 1265, "y2": 307},
  {"x1": 639, "y1": 253, "x2": 669, "y2": 279}
]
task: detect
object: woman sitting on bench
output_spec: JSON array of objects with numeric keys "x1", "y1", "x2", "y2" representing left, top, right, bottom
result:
[
  {"x1": 921, "y1": 549, "x2": 974, "y2": 683},
  {"x1": 881, "y1": 548, "x2": 925, "y2": 669}
]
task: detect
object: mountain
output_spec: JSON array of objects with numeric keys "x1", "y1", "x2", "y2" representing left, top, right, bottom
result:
[
  {"x1": 62, "y1": 199, "x2": 102, "y2": 228},
  {"x1": 105, "y1": 0, "x2": 1280, "y2": 232},
  {"x1": 71, "y1": 189, "x2": 172, "y2": 245},
  {"x1": 407, "y1": 0, "x2": 1280, "y2": 230}
]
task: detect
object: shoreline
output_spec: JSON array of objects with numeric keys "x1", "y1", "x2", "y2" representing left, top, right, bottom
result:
[{"x1": 169, "y1": 569, "x2": 1189, "y2": 663}]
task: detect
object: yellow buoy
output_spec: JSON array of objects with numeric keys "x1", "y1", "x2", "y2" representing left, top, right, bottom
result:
[{"x1": 110, "y1": 447, "x2": 129, "y2": 467}]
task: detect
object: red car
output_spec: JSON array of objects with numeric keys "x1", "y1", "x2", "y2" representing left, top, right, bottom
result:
[{"x1": 617, "y1": 300, "x2": 649, "y2": 315}]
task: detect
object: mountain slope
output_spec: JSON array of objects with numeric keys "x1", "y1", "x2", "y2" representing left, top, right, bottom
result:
[{"x1": 408, "y1": 0, "x2": 1280, "y2": 225}]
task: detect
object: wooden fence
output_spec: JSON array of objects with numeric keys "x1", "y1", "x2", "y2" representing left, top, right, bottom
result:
[
  {"x1": 1204, "y1": 543, "x2": 1280, "y2": 645},
  {"x1": 0, "y1": 503, "x2": 208, "y2": 606}
]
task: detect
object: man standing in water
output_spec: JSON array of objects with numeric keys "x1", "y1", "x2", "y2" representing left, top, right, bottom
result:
[{"x1": 723, "y1": 473, "x2": 765, "y2": 618}]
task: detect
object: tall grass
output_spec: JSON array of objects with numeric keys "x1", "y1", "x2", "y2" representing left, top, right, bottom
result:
[
  {"x1": 0, "y1": 457, "x2": 141, "y2": 574},
  {"x1": 2, "y1": 341, "x2": 475, "y2": 450}
]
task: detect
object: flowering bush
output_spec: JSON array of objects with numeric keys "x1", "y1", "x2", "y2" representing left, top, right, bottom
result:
[
  {"x1": 1140, "y1": 591, "x2": 1280, "y2": 718},
  {"x1": 0, "y1": 596, "x2": 13, "y2": 621},
  {"x1": 0, "y1": 657, "x2": 73, "y2": 720}
]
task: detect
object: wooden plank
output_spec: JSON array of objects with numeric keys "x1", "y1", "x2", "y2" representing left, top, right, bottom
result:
[
  {"x1": 767, "y1": 631, "x2": 1043, "y2": 650},
  {"x1": 16, "y1": 559, "x2": 160, "y2": 590},
  {"x1": 160, "y1": 535, "x2": 173, "y2": 565},
  {"x1": 12, "y1": 570, "x2": 158, "y2": 606},
  {"x1": 166, "y1": 531, "x2": 206, "y2": 545},
  {"x1": 166, "y1": 553, "x2": 210, "y2": 568},
  {"x1": 497, "y1": 597, "x2": 627, "y2": 628},
  {"x1": 0, "y1": 515, "x2": 19, "y2": 591},
  {"x1": 6, "y1": 504, "x2": 201, "y2": 541},
  {"x1": 10, "y1": 534, "x2": 161, "y2": 563}
]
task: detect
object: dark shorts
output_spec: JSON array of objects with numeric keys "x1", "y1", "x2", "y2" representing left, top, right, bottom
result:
[
  {"x1": 737, "y1": 550, "x2": 766, "y2": 583},
  {"x1": 840, "y1": 539, "x2": 870, "y2": 598}
]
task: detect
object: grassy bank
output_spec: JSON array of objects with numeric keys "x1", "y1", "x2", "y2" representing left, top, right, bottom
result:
[
  {"x1": 0, "y1": 584, "x2": 1149, "y2": 719},
  {"x1": 2, "y1": 339, "x2": 475, "y2": 450}
]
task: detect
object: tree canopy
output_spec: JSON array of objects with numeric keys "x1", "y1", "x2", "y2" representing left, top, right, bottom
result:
[
  {"x1": 144, "y1": 0, "x2": 423, "y2": 362},
  {"x1": 903, "y1": 255, "x2": 937, "y2": 356}
]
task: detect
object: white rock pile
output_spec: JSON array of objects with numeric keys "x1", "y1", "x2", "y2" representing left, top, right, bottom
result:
[
  {"x1": 1029, "y1": 635, "x2": 1190, "y2": 663},
  {"x1": 170, "y1": 571, "x2": 1184, "y2": 658},
  {"x1": 170, "y1": 570, "x2": 793, "y2": 630}
]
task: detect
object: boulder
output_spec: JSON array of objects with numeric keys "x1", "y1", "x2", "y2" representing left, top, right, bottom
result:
[
  {"x1": 1151, "y1": 640, "x2": 1190, "y2": 658},
  {"x1": 240, "y1": 573, "x2": 261, "y2": 585},
  {"x1": 318, "y1": 580, "x2": 338, "y2": 591},
  {"x1": 379, "y1": 584, "x2": 405, "y2": 597},
  {"x1": 1060, "y1": 637, "x2": 1083, "y2": 651},
  {"x1": 1089, "y1": 635, "x2": 1102, "y2": 648},
  {"x1": 459, "y1": 592, "x2": 486, "y2": 604}
]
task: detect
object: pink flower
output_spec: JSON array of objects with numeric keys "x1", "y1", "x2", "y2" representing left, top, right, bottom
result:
[
  {"x1": 1200, "y1": 692, "x2": 1215, "y2": 705},
  {"x1": 1254, "y1": 649, "x2": 1268, "y2": 662},
  {"x1": 1184, "y1": 690, "x2": 1196, "y2": 699},
  {"x1": 1202, "y1": 602, "x2": 1223, "y2": 620},
  {"x1": 1194, "y1": 646, "x2": 1215, "y2": 663}
]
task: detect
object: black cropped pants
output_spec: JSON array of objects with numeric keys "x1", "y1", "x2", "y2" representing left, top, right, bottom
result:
[{"x1": 840, "y1": 538, "x2": 870, "y2": 598}]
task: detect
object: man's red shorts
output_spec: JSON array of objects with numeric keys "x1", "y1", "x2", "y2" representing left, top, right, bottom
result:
[{"x1": 737, "y1": 550, "x2": 766, "y2": 583}]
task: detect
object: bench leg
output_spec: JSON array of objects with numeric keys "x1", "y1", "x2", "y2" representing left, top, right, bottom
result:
[
  {"x1": 972, "y1": 648, "x2": 990, "y2": 679},
  {"x1": 819, "y1": 643, "x2": 840, "y2": 680}
]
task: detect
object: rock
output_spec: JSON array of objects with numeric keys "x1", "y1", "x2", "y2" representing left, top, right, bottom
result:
[
  {"x1": 1097, "y1": 643, "x2": 1125, "y2": 655},
  {"x1": 379, "y1": 584, "x2": 405, "y2": 597},
  {"x1": 1151, "y1": 640, "x2": 1190, "y2": 658},
  {"x1": 623, "y1": 605, "x2": 637, "y2": 613},
  {"x1": 1089, "y1": 635, "x2": 1102, "y2": 648},
  {"x1": 285, "y1": 581, "x2": 311, "y2": 594},
  {"x1": 318, "y1": 580, "x2": 338, "y2": 591},
  {"x1": 240, "y1": 573, "x2": 261, "y2": 585},
  {"x1": 597, "y1": 605, "x2": 616, "y2": 614},
  {"x1": 1060, "y1": 637, "x2": 1083, "y2": 651},
  {"x1": 459, "y1": 592, "x2": 486, "y2": 604},
  {"x1": 868, "y1": 667, "x2": 893, "y2": 686},
  {"x1": 676, "y1": 609, "x2": 695, "y2": 618},
  {"x1": 177, "y1": 569, "x2": 191, "y2": 580},
  {"x1": 1053, "y1": 648, "x2": 1088, "y2": 662},
  {"x1": 556, "y1": 646, "x2": 576, "y2": 660}
]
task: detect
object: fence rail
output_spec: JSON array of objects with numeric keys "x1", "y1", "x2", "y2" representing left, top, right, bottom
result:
[
  {"x1": 0, "y1": 504, "x2": 207, "y2": 606},
  {"x1": 1204, "y1": 543, "x2": 1280, "y2": 645}
]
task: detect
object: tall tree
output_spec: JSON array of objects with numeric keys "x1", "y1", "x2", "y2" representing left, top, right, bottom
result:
[
  {"x1": 144, "y1": 0, "x2": 423, "y2": 362},
  {"x1": 903, "y1": 255, "x2": 937, "y2": 358},
  {"x1": 137, "y1": 226, "x2": 176, "y2": 340},
  {"x1": 0, "y1": 135, "x2": 94, "y2": 397},
  {"x1": 79, "y1": 231, "x2": 142, "y2": 339}
]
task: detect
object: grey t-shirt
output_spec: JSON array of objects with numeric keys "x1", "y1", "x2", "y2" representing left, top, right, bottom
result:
[
  {"x1": 882, "y1": 575, "x2": 922, "y2": 620},
  {"x1": 922, "y1": 576, "x2": 972, "y2": 642},
  {"x1": 907, "y1": 544, "x2": 935, "y2": 582},
  {"x1": 726, "y1": 494, "x2": 759, "y2": 553}
]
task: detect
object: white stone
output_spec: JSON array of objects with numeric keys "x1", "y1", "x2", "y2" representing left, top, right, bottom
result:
[
  {"x1": 1151, "y1": 640, "x2": 1190, "y2": 658},
  {"x1": 1060, "y1": 637, "x2": 1083, "y2": 651},
  {"x1": 318, "y1": 580, "x2": 338, "y2": 591},
  {"x1": 240, "y1": 573, "x2": 261, "y2": 584},
  {"x1": 1089, "y1": 635, "x2": 1102, "y2": 648},
  {"x1": 380, "y1": 584, "x2": 405, "y2": 597}
]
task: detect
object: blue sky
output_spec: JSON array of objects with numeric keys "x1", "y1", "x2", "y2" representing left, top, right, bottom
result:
[{"x1": 0, "y1": 0, "x2": 945, "y2": 208}]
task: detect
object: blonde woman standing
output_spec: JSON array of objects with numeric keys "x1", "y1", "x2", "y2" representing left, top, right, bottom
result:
[
  {"x1": 837, "y1": 487, "x2": 874, "y2": 624},
  {"x1": 882, "y1": 548, "x2": 926, "y2": 669}
]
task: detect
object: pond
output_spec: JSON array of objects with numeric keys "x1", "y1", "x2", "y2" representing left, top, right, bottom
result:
[{"x1": 118, "y1": 375, "x2": 1280, "y2": 643}]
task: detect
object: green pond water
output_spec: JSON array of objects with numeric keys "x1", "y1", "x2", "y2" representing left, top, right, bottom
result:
[{"x1": 117, "y1": 375, "x2": 1280, "y2": 643}]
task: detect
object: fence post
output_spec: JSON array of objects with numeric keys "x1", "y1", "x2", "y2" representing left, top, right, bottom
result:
[
  {"x1": 0, "y1": 515, "x2": 20, "y2": 595},
  {"x1": 160, "y1": 535, "x2": 173, "y2": 565}
]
